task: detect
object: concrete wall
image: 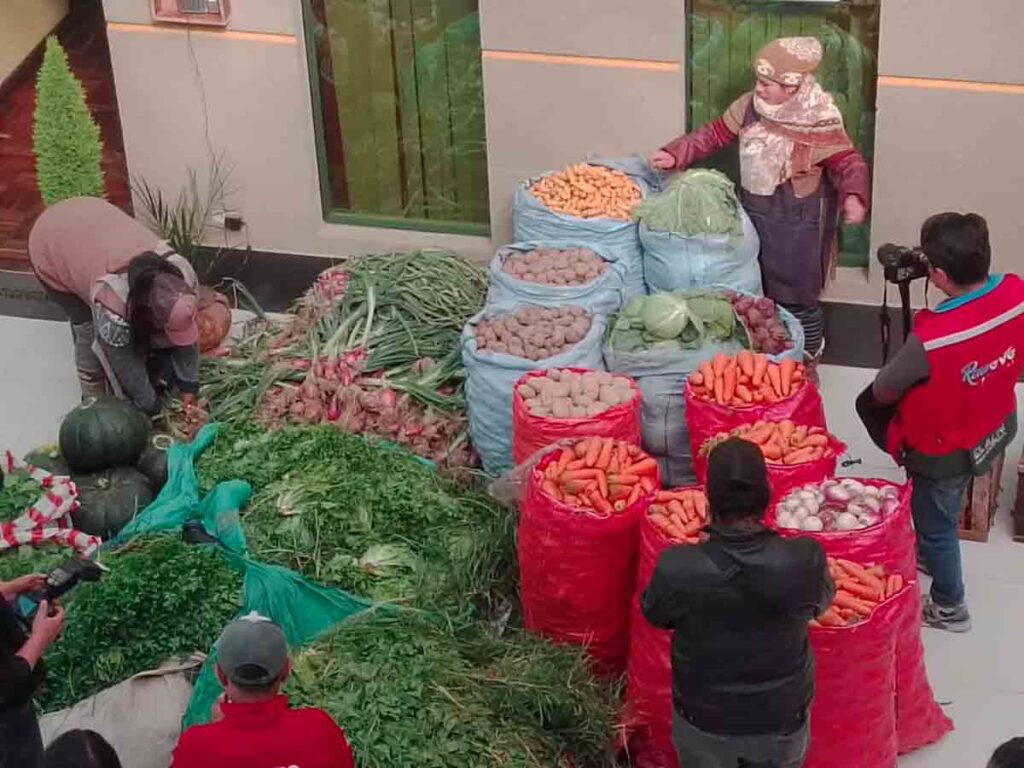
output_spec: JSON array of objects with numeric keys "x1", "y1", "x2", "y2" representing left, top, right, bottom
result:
[
  {"x1": 102, "y1": 0, "x2": 1023, "y2": 306},
  {"x1": 0, "y1": 0, "x2": 68, "y2": 85}
]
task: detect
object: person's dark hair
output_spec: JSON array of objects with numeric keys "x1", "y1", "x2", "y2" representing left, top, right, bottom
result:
[
  {"x1": 44, "y1": 729, "x2": 122, "y2": 768},
  {"x1": 126, "y1": 251, "x2": 182, "y2": 353},
  {"x1": 706, "y1": 437, "x2": 771, "y2": 524},
  {"x1": 920, "y1": 212, "x2": 991, "y2": 286},
  {"x1": 989, "y1": 737, "x2": 1024, "y2": 768}
]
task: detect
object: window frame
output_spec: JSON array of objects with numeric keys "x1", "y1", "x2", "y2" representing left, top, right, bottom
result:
[{"x1": 299, "y1": 0, "x2": 491, "y2": 237}]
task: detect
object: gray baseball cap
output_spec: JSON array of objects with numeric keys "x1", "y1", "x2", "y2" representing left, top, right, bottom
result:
[{"x1": 215, "y1": 612, "x2": 288, "y2": 688}]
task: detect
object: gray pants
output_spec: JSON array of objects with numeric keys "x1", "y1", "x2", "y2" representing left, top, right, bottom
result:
[
  {"x1": 672, "y1": 711, "x2": 809, "y2": 768},
  {"x1": 0, "y1": 702, "x2": 43, "y2": 768},
  {"x1": 43, "y1": 285, "x2": 109, "y2": 400}
]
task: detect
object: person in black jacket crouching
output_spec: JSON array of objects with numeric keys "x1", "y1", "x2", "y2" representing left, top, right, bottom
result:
[{"x1": 641, "y1": 437, "x2": 834, "y2": 768}]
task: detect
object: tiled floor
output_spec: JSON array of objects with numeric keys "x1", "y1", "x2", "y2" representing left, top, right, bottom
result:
[
  {"x1": 0, "y1": 0, "x2": 131, "y2": 267},
  {"x1": 2, "y1": 318, "x2": 1021, "y2": 767}
]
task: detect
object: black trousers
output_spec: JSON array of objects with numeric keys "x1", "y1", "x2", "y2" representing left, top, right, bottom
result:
[{"x1": 0, "y1": 702, "x2": 43, "y2": 768}]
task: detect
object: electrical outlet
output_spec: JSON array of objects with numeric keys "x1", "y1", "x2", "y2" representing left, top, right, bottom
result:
[{"x1": 211, "y1": 210, "x2": 243, "y2": 230}]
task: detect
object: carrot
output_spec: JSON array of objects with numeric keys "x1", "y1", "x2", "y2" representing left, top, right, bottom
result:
[
  {"x1": 555, "y1": 449, "x2": 574, "y2": 474},
  {"x1": 722, "y1": 364, "x2": 737, "y2": 405},
  {"x1": 682, "y1": 518, "x2": 703, "y2": 536},
  {"x1": 714, "y1": 375, "x2": 725, "y2": 405},
  {"x1": 743, "y1": 422, "x2": 775, "y2": 445},
  {"x1": 699, "y1": 361, "x2": 714, "y2": 389},
  {"x1": 621, "y1": 458, "x2": 659, "y2": 476},
  {"x1": 595, "y1": 439, "x2": 614, "y2": 470},
  {"x1": 667, "y1": 499, "x2": 688, "y2": 523},
  {"x1": 885, "y1": 575, "x2": 902, "y2": 598},
  {"x1": 649, "y1": 512, "x2": 672, "y2": 531},
  {"x1": 834, "y1": 592, "x2": 873, "y2": 616},
  {"x1": 737, "y1": 349, "x2": 755, "y2": 378},
  {"x1": 779, "y1": 358, "x2": 796, "y2": 397},
  {"x1": 767, "y1": 364, "x2": 783, "y2": 398},
  {"x1": 803, "y1": 433, "x2": 829, "y2": 447},
  {"x1": 640, "y1": 475, "x2": 657, "y2": 493},
  {"x1": 693, "y1": 494, "x2": 708, "y2": 520},
  {"x1": 712, "y1": 353, "x2": 729, "y2": 378},
  {"x1": 840, "y1": 579, "x2": 883, "y2": 602},
  {"x1": 783, "y1": 447, "x2": 817, "y2": 465},
  {"x1": 865, "y1": 565, "x2": 885, "y2": 578},
  {"x1": 590, "y1": 492, "x2": 613, "y2": 516},
  {"x1": 541, "y1": 481, "x2": 561, "y2": 500},
  {"x1": 836, "y1": 560, "x2": 886, "y2": 593},
  {"x1": 583, "y1": 438, "x2": 602, "y2": 468},
  {"x1": 752, "y1": 354, "x2": 768, "y2": 387},
  {"x1": 559, "y1": 469, "x2": 603, "y2": 482},
  {"x1": 817, "y1": 608, "x2": 846, "y2": 627},
  {"x1": 596, "y1": 471, "x2": 609, "y2": 500},
  {"x1": 735, "y1": 383, "x2": 753, "y2": 403},
  {"x1": 688, "y1": 371, "x2": 704, "y2": 387},
  {"x1": 607, "y1": 474, "x2": 640, "y2": 486},
  {"x1": 626, "y1": 484, "x2": 643, "y2": 507},
  {"x1": 681, "y1": 495, "x2": 696, "y2": 521},
  {"x1": 778, "y1": 420, "x2": 795, "y2": 442},
  {"x1": 573, "y1": 440, "x2": 590, "y2": 459},
  {"x1": 762, "y1": 438, "x2": 784, "y2": 462},
  {"x1": 608, "y1": 484, "x2": 632, "y2": 501}
]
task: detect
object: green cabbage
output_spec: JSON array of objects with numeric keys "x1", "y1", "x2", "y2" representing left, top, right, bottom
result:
[
  {"x1": 641, "y1": 293, "x2": 690, "y2": 339},
  {"x1": 633, "y1": 168, "x2": 743, "y2": 238}
]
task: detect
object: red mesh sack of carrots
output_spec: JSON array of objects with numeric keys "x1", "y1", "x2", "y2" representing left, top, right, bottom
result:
[
  {"x1": 518, "y1": 437, "x2": 659, "y2": 675},
  {"x1": 624, "y1": 488, "x2": 707, "y2": 768},
  {"x1": 693, "y1": 419, "x2": 845, "y2": 499},
  {"x1": 684, "y1": 351, "x2": 826, "y2": 465},
  {"x1": 770, "y1": 478, "x2": 953, "y2": 754},
  {"x1": 804, "y1": 558, "x2": 912, "y2": 768},
  {"x1": 511, "y1": 368, "x2": 641, "y2": 465}
]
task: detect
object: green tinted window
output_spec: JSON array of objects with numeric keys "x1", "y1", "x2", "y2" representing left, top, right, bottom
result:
[{"x1": 304, "y1": 0, "x2": 489, "y2": 234}]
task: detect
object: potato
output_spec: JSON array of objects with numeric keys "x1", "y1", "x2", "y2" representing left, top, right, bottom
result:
[
  {"x1": 517, "y1": 383, "x2": 537, "y2": 400},
  {"x1": 570, "y1": 406, "x2": 588, "y2": 418},
  {"x1": 551, "y1": 397, "x2": 572, "y2": 418},
  {"x1": 598, "y1": 384, "x2": 620, "y2": 406}
]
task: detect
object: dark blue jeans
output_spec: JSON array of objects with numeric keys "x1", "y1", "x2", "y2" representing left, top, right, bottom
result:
[{"x1": 910, "y1": 471, "x2": 971, "y2": 607}]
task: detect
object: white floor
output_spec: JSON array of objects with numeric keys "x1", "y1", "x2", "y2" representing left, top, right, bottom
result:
[{"x1": 2, "y1": 317, "x2": 1022, "y2": 766}]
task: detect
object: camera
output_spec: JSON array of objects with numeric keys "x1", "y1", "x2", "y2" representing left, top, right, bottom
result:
[
  {"x1": 877, "y1": 243, "x2": 929, "y2": 285},
  {"x1": 23, "y1": 558, "x2": 105, "y2": 616}
]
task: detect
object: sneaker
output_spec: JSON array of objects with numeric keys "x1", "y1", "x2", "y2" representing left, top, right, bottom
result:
[{"x1": 921, "y1": 596, "x2": 971, "y2": 633}]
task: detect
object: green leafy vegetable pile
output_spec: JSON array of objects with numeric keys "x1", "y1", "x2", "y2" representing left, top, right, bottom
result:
[
  {"x1": 40, "y1": 535, "x2": 242, "y2": 712},
  {"x1": 198, "y1": 423, "x2": 513, "y2": 611},
  {"x1": 287, "y1": 610, "x2": 618, "y2": 768},
  {"x1": 0, "y1": 470, "x2": 44, "y2": 523},
  {"x1": 633, "y1": 168, "x2": 743, "y2": 238},
  {"x1": 0, "y1": 544, "x2": 71, "y2": 584},
  {"x1": 608, "y1": 291, "x2": 739, "y2": 353}
]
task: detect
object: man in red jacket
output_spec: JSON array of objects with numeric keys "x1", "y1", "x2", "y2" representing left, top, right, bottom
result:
[
  {"x1": 171, "y1": 613, "x2": 354, "y2": 768},
  {"x1": 873, "y1": 213, "x2": 1024, "y2": 633}
]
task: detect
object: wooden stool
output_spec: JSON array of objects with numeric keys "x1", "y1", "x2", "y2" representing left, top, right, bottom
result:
[{"x1": 958, "y1": 454, "x2": 1005, "y2": 542}]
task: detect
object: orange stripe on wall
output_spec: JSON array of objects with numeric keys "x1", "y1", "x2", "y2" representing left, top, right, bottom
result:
[
  {"x1": 878, "y1": 75, "x2": 1024, "y2": 96},
  {"x1": 106, "y1": 21, "x2": 297, "y2": 46},
  {"x1": 483, "y1": 49, "x2": 680, "y2": 73}
]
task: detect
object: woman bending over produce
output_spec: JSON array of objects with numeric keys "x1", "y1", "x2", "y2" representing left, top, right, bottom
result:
[
  {"x1": 29, "y1": 198, "x2": 201, "y2": 415},
  {"x1": 650, "y1": 37, "x2": 870, "y2": 364}
]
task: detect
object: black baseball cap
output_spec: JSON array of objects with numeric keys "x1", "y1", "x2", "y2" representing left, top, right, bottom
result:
[{"x1": 215, "y1": 612, "x2": 288, "y2": 688}]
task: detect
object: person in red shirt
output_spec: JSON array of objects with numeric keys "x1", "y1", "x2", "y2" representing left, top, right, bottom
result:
[{"x1": 171, "y1": 612, "x2": 354, "y2": 768}]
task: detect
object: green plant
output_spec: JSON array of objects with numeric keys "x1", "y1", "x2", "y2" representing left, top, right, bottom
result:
[
  {"x1": 33, "y1": 36, "x2": 105, "y2": 207},
  {"x1": 72, "y1": 467, "x2": 154, "y2": 539},
  {"x1": 132, "y1": 154, "x2": 232, "y2": 266},
  {"x1": 58, "y1": 396, "x2": 151, "y2": 473}
]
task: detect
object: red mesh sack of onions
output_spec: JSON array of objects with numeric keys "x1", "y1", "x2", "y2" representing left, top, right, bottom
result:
[
  {"x1": 770, "y1": 477, "x2": 953, "y2": 754},
  {"x1": 693, "y1": 420, "x2": 845, "y2": 499},
  {"x1": 683, "y1": 354, "x2": 826, "y2": 468},
  {"x1": 624, "y1": 487, "x2": 707, "y2": 768},
  {"x1": 511, "y1": 368, "x2": 641, "y2": 465},
  {"x1": 518, "y1": 437, "x2": 658, "y2": 676},
  {"x1": 805, "y1": 559, "x2": 914, "y2": 768}
]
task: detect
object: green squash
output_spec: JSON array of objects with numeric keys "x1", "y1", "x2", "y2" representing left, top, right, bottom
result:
[
  {"x1": 72, "y1": 467, "x2": 154, "y2": 539},
  {"x1": 24, "y1": 444, "x2": 70, "y2": 476},
  {"x1": 59, "y1": 397, "x2": 150, "y2": 473},
  {"x1": 136, "y1": 433, "x2": 173, "y2": 491}
]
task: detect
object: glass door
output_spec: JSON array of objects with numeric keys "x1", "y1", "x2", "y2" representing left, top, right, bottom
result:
[{"x1": 687, "y1": 0, "x2": 880, "y2": 267}]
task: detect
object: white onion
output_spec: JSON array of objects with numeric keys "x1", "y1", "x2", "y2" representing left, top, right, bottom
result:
[
  {"x1": 802, "y1": 516, "x2": 824, "y2": 531},
  {"x1": 840, "y1": 479, "x2": 865, "y2": 495},
  {"x1": 881, "y1": 485, "x2": 899, "y2": 499},
  {"x1": 860, "y1": 495, "x2": 881, "y2": 512},
  {"x1": 881, "y1": 497, "x2": 900, "y2": 515},
  {"x1": 836, "y1": 512, "x2": 860, "y2": 531},
  {"x1": 824, "y1": 485, "x2": 852, "y2": 504},
  {"x1": 858, "y1": 512, "x2": 880, "y2": 528},
  {"x1": 784, "y1": 497, "x2": 804, "y2": 512},
  {"x1": 797, "y1": 490, "x2": 817, "y2": 502},
  {"x1": 803, "y1": 498, "x2": 821, "y2": 515}
]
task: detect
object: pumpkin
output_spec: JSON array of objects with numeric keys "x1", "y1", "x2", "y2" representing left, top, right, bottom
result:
[
  {"x1": 196, "y1": 287, "x2": 232, "y2": 352},
  {"x1": 59, "y1": 397, "x2": 150, "y2": 473},
  {"x1": 136, "y1": 433, "x2": 173, "y2": 491},
  {"x1": 72, "y1": 467, "x2": 154, "y2": 539},
  {"x1": 24, "y1": 445, "x2": 70, "y2": 476}
]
